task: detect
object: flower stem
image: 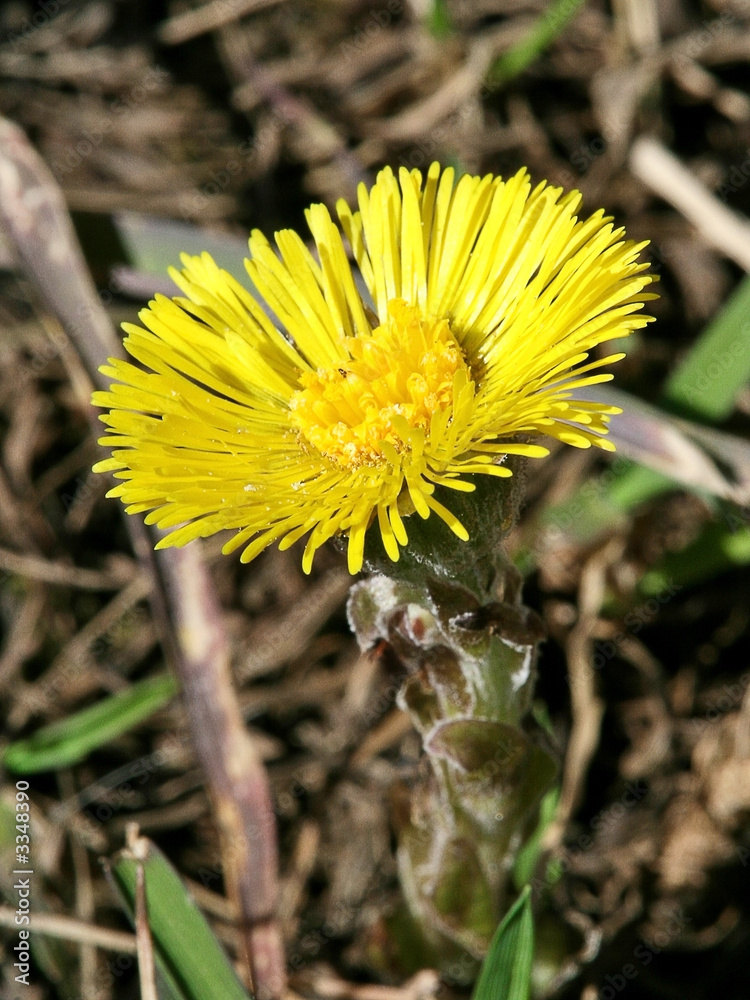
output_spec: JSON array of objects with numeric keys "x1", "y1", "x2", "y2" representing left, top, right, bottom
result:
[{"x1": 349, "y1": 477, "x2": 556, "y2": 965}]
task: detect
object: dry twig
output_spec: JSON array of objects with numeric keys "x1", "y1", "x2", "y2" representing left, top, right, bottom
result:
[
  {"x1": 630, "y1": 136, "x2": 750, "y2": 271},
  {"x1": 127, "y1": 826, "x2": 159, "y2": 1000},
  {"x1": 0, "y1": 904, "x2": 137, "y2": 953}
]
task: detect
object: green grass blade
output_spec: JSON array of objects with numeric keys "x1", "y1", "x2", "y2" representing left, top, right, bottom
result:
[
  {"x1": 2, "y1": 674, "x2": 177, "y2": 773},
  {"x1": 512, "y1": 787, "x2": 560, "y2": 891},
  {"x1": 428, "y1": 0, "x2": 453, "y2": 38},
  {"x1": 589, "y1": 278, "x2": 750, "y2": 584},
  {"x1": 605, "y1": 464, "x2": 674, "y2": 510},
  {"x1": 106, "y1": 839, "x2": 253, "y2": 1000},
  {"x1": 472, "y1": 886, "x2": 534, "y2": 1000},
  {"x1": 662, "y1": 273, "x2": 750, "y2": 422},
  {"x1": 489, "y1": 0, "x2": 588, "y2": 85}
]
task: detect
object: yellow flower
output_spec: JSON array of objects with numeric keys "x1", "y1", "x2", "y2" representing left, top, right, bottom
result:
[{"x1": 93, "y1": 163, "x2": 655, "y2": 574}]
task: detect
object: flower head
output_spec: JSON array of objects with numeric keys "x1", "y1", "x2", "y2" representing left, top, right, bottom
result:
[{"x1": 93, "y1": 163, "x2": 655, "y2": 574}]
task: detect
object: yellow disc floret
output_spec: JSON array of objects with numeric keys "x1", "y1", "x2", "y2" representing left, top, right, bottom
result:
[{"x1": 289, "y1": 299, "x2": 470, "y2": 468}]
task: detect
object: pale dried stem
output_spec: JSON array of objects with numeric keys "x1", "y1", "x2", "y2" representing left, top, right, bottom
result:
[
  {"x1": 157, "y1": 0, "x2": 288, "y2": 46},
  {"x1": 630, "y1": 136, "x2": 750, "y2": 271},
  {"x1": 0, "y1": 544, "x2": 138, "y2": 589},
  {"x1": 127, "y1": 827, "x2": 159, "y2": 1000},
  {"x1": 0, "y1": 904, "x2": 137, "y2": 953}
]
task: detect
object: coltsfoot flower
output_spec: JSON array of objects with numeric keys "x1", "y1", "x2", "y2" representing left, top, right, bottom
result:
[{"x1": 93, "y1": 163, "x2": 655, "y2": 573}]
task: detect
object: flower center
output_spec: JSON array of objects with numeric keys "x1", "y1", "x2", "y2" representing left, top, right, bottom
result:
[{"x1": 289, "y1": 299, "x2": 469, "y2": 468}]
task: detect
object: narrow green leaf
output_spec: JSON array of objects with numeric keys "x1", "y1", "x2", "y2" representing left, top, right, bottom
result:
[
  {"x1": 106, "y1": 839, "x2": 252, "y2": 1000},
  {"x1": 488, "y1": 0, "x2": 588, "y2": 85},
  {"x1": 593, "y1": 278, "x2": 750, "y2": 585},
  {"x1": 472, "y1": 886, "x2": 534, "y2": 1000},
  {"x1": 2, "y1": 674, "x2": 177, "y2": 773},
  {"x1": 428, "y1": 0, "x2": 453, "y2": 38},
  {"x1": 662, "y1": 273, "x2": 750, "y2": 422},
  {"x1": 605, "y1": 464, "x2": 674, "y2": 511},
  {"x1": 513, "y1": 787, "x2": 560, "y2": 891}
]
